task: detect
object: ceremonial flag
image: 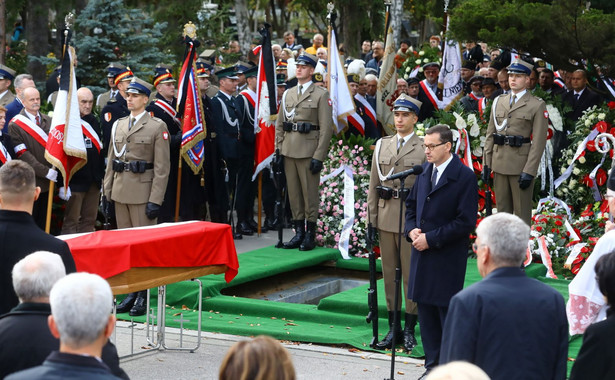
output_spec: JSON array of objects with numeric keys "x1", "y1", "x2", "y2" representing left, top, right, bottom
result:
[
  {"x1": 438, "y1": 21, "x2": 464, "y2": 110},
  {"x1": 252, "y1": 25, "x2": 278, "y2": 180},
  {"x1": 327, "y1": 27, "x2": 355, "y2": 134},
  {"x1": 177, "y1": 38, "x2": 206, "y2": 174},
  {"x1": 377, "y1": 23, "x2": 397, "y2": 136},
  {"x1": 45, "y1": 31, "x2": 87, "y2": 189}
]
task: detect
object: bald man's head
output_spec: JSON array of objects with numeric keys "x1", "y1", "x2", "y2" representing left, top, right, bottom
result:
[
  {"x1": 22, "y1": 87, "x2": 41, "y2": 115},
  {"x1": 77, "y1": 87, "x2": 94, "y2": 116}
]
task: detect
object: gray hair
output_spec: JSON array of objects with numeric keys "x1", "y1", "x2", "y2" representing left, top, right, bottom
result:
[
  {"x1": 365, "y1": 74, "x2": 377, "y2": 82},
  {"x1": 425, "y1": 361, "x2": 490, "y2": 380},
  {"x1": 50, "y1": 273, "x2": 113, "y2": 348},
  {"x1": 476, "y1": 212, "x2": 530, "y2": 267},
  {"x1": 14, "y1": 74, "x2": 34, "y2": 90},
  {"x1": 12, "y1": 251, "x2": 66, "y2": 302}
]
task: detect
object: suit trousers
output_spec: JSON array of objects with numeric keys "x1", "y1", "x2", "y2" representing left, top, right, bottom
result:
[
  {"x1": 418, "y1": 302, "x2": 449, "y2": 371},
  {"x1": 115, "y1": 202, "x2": 157, "y2": 229},
  {"x1": 493, "y1": 173, "x2": 534, "y2": 225},
  {"x1": 379, "y1": 230, "x2": 417, "y2": 314},
  {"x1": 61, "y1": 184, "x2": 101, "y2": 234},
  {"x1": 284, "y1": 157, "x2": 319, "y2": 222}
]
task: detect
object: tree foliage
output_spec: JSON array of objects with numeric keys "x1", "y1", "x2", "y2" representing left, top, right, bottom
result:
[
  {"x1": 449, "y1": 0, "x2": 615, "y2": 77},
  {"x1": 74, "y1": 0, "x2": 172, "y2": 94}
]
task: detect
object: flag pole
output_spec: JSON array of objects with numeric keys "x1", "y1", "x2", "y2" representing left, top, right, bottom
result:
[
  {"x1": 174, "y1": 153, "x2": 182, "y2": 222},
  {"x1": 45, "y1": 182, "x2": 54, "y2": 233},
  {"x1": 257, "y1": 172, "x2": 262, "y2": 235}
]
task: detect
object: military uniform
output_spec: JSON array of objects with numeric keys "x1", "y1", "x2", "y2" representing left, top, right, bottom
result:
[
  {"x1": 96, "y1": 89, "x2": 116, "y2": 112},
  {"x1": 275, "y1": 52, "x2": 333, "y2": 250},
  {"x1": 237, "y1": 83, "x2": 258, "y2": 233},
  {"x1": 100, "y1": 93, "x2": 130, "y2": 157},
  {"x1": 484, "y1": 64, "x2": 548, "y2": 224},
  {"x1": 103, "y1": 111, "x2": 170, "y2": 228},
  {"x1": 0, "y1": 64, "x2": 16, "y2": 107},
  {"x1": 367, "y1": 94, "x2": 425, "y2": 351}
]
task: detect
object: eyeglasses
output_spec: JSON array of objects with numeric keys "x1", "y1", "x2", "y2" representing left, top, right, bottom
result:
[
  {"x1": 422, "y1": 142, "x2": 447, "y2": 151},
  {"x1": 472, "y1": 243, "x2": 485, "y2": 253}
]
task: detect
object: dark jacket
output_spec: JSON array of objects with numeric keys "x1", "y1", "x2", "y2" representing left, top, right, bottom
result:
[
  {"x1": 6, "y1": 351, "x2": 121, "y2": 380},
  {"x1": 100, "y1": 93, "x2": 129, "y2": 157},
  {"x1": 404, "y1": 155, "x2": 478, "y2": 306},
  {"x1": 69, "y1": 113, "x2": 104, "y2": 192},
  {"x1": 0, "y1": 302, "x2": 128, "y2": 379},
  {"x1": 570, "y1": 310, "x2": 615, "y2": 380},
  {"x1": 440, "y1": 267, "x2": 568, "y2": 380},
  {"x1": 562, "y1": 87, "x2": 603, "y2": 121},
  {"x1": 211, "y1": 91, "x2": 241, "y2": 160},
  {"x1": 0, "y1": 210, "x2": 76, "y2": 315}
]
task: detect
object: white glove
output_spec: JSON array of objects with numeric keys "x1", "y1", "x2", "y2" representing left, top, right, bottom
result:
[
  {"x1": 46, "y1": 168, "x2": 58, "y2": 182},
  {"x1": 59, "y1": 186, "x2": 71, "y2": 201}
]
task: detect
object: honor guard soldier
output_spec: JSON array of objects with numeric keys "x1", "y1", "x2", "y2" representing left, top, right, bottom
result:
[
  {"x1": 275, "y1": 52, "x2": 333, "y2": 251},
  {"x1": 211, "y1": 66, "x2": 244, "y2": 235},
  {"x1": 235, "y1": 61, "x2": 254, "y2": 93},
  {"x1": 367, "y1": 94, "x2": 425, "y2": 352},
  {"x1": 0, "y1": 65, "x2": 16, "y2": 107},
  {"x1": 146, "y1": 64, "x2": 202, "y2": 222},
  {"x1": 103, "y1": 77, "x2": 170, "y2": 316},
  {"x1": 96, "y1": 62, "x2": 123, "y2": 112},
  {"x1": 100, "y1": 66, "x2": 133, "y2": 156},
  {"x1": 483, "y1": 59, "x2": 548, "y2": 225}
]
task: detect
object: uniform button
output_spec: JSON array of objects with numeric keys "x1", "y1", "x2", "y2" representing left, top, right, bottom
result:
[
  {"x1": 426, "y1": 197, "x2": 430, "y2": 202},
  {"x1": 127, "y1": 139, "x2": 130, "y2": 143},
  {"x1": 395, "y1": 163, "x2": 399, "y2": 166},
  {"x1": 420, "y1": 219, "x2": 425, "y2": 225}
]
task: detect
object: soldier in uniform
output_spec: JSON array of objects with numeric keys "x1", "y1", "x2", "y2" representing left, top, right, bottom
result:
[
  {"x1": 483, "y1": 59, "x2": 548, "y2": 225},
  {"x1": 100, "y1": 66, "x2": 134, "y2": 156},
  {"x1": 367, "y1": 94, "x2": 425, "y2": 352},
  {"x1": 0, "y1": 65, "x2": 16, "y2": 107},
  {"x1": 275, "y1": 52, "x2": 333, "y2": 251},
  {"x1": 96, "y1": 63, "x2": 123, "y2": 112},
  {"x1": 211, "y1": 67, "x2": 245, "y2": 235},
  {"x1": 103, "y1": 77, "x2": 170, "y2": 315},
  {"x1": 196, "y1": 61, "x2": 228, "y2": 223},
  {"x1": 235, "y1": 61, "x2": 254, "y2": 93}
]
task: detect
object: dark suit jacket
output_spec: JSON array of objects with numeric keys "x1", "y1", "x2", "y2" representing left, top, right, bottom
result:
[
  {"x1": 69, "y1": 113, "x2": 104, "y2": 192},
  {"x1": 570, "y1": 311, "x2": 615, "y2": 380},
  {"x1": 3, "y1": 97, "x2": 23, "y2": 131},
  {"x1": 416, "y1": 87, "x2": 438, "y2": 122},
  {"x1": 562, "y1": 87, "x2": 603, "y2": 121},
  {"x1": 440, "y1": 267, "x2": 568, "y2": 380},
  {"x1": 0, "y1": 210, "x2": 76, "y2": 315},
  {"x1": 100, "y1": 93, "x2": 129, "y2": 157},
  {"x1": 5, "y1": 351, "x2": 121, "y2": 380},
  {"x1": 404, "y1": 155, "x2": 478, "y2": 306},
  {"x1": 0, "y1": 303, "x2": 128, "y2": 379},
  {"x1": 211, "y1": 91, "x2": 241, "y2": 160}
]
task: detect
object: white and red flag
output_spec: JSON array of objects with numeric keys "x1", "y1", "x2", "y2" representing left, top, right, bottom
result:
[{"x1": 45, "y1": 34, "x2": 87, "y2": 189}]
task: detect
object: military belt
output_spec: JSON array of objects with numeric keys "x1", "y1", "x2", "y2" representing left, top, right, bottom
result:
[
  {"x1": 492, "y1": 133, "x2": 531, "y2": 147},
  {"x1": 112, "y1": 160, "x2": 154, "y2": 173}
]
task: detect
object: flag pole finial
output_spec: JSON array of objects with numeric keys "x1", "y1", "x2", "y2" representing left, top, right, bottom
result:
[
  {"x1": 64, "y1": 12, "x2": 74, "y2": 31},
  {"x1": 326, "y1": 3, "x2": 335, "y2": 21},
  {"x1": 183, "y1": 22, "x2": 197, "y2": 39}
]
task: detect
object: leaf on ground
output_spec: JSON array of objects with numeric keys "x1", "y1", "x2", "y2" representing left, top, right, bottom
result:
[
  {"x1": 284, "y1": 322, "x2": 298, "y2": 326},
  {"x1": 348, "y1": 348, "x2": 360, "y2": 352}
]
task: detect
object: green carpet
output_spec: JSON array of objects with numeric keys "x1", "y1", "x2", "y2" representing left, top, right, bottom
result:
[{"x1": 119, "y1": 245, "x2": 580, "y2": 373}]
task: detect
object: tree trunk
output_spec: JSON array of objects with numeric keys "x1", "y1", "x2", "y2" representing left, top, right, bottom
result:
[
  {"x1": 340, "y1": 2, "x2": 361, "y2": 58},
  {"x1": 391, "y1": 0, "x2": 403, "y2": 48},
  {"x1": 235, "y1": 0, "x2": 251, "y2": 55},
  {"x1": 26, "y1": 0, "x2": 49, "y2": 83},
  {"x1": 0, "y1": 0, "x2": 5, "y2": 64}
]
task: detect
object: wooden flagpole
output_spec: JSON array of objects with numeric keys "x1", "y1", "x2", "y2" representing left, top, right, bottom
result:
[
  {"x1": 257, "y1": 172, "x2": 262, "y2": 235},
  {"x1": 45, "y1": 181, "x2": 54, "y2": 233},
  {"x1": 174, "y1": 153, "x2": 182, "y2": 222}
]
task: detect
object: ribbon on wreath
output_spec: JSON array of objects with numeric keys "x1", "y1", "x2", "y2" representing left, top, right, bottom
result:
[
  {"x1": 537, "y1": 236, "x2": 558, "y2": 279},
  {"x1": 455, "y1": 128, "x2": 473, "y2": 169},
  {"x1": 320, "y1": 165, "x2": 355, "y2": 259},
  {"x1": 588, "y1": 152, "x2": 608, "y2": 201},
  {"x1": 524, "y1": 240, "x2": 533, "y2": 267},
  {"x1": 565, "y1": 243, "x2": 587, "y2": 267},
  {"x1": 554, "y1": 127, "x2": 600, "y2": 188}
]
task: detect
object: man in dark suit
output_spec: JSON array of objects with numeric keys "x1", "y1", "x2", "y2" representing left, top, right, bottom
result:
[
  {"x1": 4, "y1": 74, "x2": 35, "y2": 131},
  {"x1": 6, "y1": 272, "x2": 120, "y2": 380},
  {"x1": 440, "y1": 213, "x2": 568, "y2": 380},
  {"x1": 0, "y1": 160, "x2": 76, "y2": 315},
  {"x1": 562, "y1": 69, "x2": 603, "y2": 121},
  {"x1": 404, "y1": 124, "x2": 478, "y2": 378},
  {"x1": 0, "y1": 252, "x2": 127, "y2": 379}
]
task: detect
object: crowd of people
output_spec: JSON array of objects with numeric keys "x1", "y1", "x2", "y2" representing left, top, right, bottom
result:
[{"x1": 1, "y1": 28, "x2": 615, "y2": 380}]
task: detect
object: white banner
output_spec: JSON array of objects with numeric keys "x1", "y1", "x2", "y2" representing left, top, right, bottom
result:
[
  {"x1": 328, "y1": 28, "x2": 355, "y2": 134},
  {"x1": 438, "y1": 22, "x2": 463, "y2": 109}
]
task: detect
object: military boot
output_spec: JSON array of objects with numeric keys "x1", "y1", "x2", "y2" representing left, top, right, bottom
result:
[
  {"x1": 374, "y1": 311, "x2": 403, "y2": 350},
  {"x1": 403, "y1": 313, "x2": 418, "y2": 351},
  {"x1": 283, "y1": 220, "x2": 305, "y2": 249},
  {"x1": 116, "y1": 292, "x2": 137, "y2": 313},
  {"x1": 299, "y1": 221, "x2": 317, "y2": 251}
]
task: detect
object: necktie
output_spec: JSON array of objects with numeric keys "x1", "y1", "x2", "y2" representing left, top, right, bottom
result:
[
  {"x1": 510, "y1": 95, "x2": 516, "y2": 107},
  {"x1": 298, "y1": 85, "x2": 302, "y2": 96},
  {"x1": 128, "y1": 117, "x2": 135, "y2": 131},
  {"x1": 397, "y1": 138, "x2": 405, "y2": 153},
  {"x1": 35, "y1": 115, "x2": 40, "y2": 127},
  {"x1": 574, "y1": 93, "x2": 579, "y2": 105},
  {"x1": 431, "y1": 167, "x2": 438, "y2": 188}
]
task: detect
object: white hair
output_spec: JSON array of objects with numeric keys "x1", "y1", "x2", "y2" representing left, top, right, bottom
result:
[
  {"x1": 365, "y1": 73, "x2": 378, "y2": 82},
  {"x1": 426, "y1": 361, "x2": 491, "y2": 380},
  {"x1": 476, "y1": 212, "x2": 530, "y2": 267},
  {"x1": 12, "y1": 251, "x2": 66, "y2": 302},
  {"x1": 50, "y1": 272, "x2": 113, "y2": 348}
]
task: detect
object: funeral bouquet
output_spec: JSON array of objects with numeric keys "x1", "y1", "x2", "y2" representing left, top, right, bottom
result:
[
  {"x1": 399, "y1": 44, "x2": 442, "y2": 81},
  {"x1": 317, "y1": 134, "x2": 374, "y2": 256}
]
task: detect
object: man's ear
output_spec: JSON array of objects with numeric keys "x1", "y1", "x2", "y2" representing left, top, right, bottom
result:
[
  {"x1": 34, "y1": 186, "x2": 41, "y2": 201},
  {"x1": 104, "y1": 314, "x2": 116, "y2": 338},
  {"x1": 48, "y1": 315, "x2": 61, "y2": 339}
]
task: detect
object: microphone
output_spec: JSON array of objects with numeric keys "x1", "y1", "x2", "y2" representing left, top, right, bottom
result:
[{"x1": 386, "y1": 165, "x2": 424, "y2": 181}]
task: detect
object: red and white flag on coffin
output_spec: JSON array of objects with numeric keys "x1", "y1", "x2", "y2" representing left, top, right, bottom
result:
[
  {"x1": 252, "y1": 26, "x2": 278, "y2": 180},
  {"x1": 45, "y1": 43, "x2": 87, "y2": 189}
]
